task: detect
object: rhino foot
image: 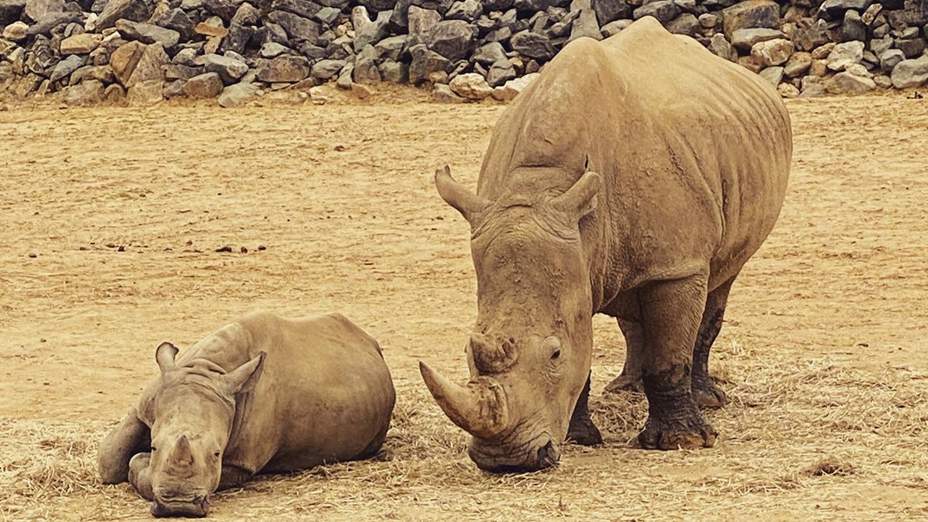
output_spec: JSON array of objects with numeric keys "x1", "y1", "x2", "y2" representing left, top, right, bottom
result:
[
  {"x1": 567, "y1": 416, "x2": 603, "y2": 446},
  {"x1": 604, "y1": 373, "x2": 644, "y2": 394},
  {"x1": 638, "y1": 407, "x2": 717, "y2": 450},
  {"x1": 692, "y1": 377, "x2": 727, "y2": 409}
]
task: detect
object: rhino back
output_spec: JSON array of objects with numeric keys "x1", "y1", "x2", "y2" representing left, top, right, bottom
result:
[
  {"x1": 477, "y1": 18, "x2": 791, "y2": 304},
  {"x1": 233, "y1": 312, "x2": 395, "y2": 472}
]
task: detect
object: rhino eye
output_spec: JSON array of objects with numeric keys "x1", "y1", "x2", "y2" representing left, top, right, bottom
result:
[
  {"x1": 151, "y1": 446, "x2": 158, "y2": 452},
  {"x1": 214, "y1": 451, "x2": 221, "y2": 458},
  {"x1": 550, "y1": 350, "x2": 561, "y2": 360}
]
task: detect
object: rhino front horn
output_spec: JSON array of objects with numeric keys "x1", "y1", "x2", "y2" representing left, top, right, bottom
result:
[
  {"x1": 169, "y1": 435, "x2": 195, "y2": 467},
  {"x1": 419, "y1": 361, "x2": 507, "y2": 439}
]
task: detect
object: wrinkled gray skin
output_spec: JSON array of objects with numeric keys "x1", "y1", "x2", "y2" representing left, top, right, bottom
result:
[
  {"x1": 420, "y1": 17, "x2": 791, "y2": 472},
  {"x1": 98, "y1": 312, "x2": 395, "y2": 517}
]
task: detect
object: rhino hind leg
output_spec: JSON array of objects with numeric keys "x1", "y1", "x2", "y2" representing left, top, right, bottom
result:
[
  {"x1": 637, "y1": 275, "x2": 717, "y2": 451},
  {"x1": 567, "y1": 371, "x2": 603, "y2": 446},
  {"x1": 691, "y1": 277, "x2": 736, "y2": 410},
  {"x1": 98, "y1": 408, "x2": 150, "y2": 484},
  {"x1": 604, "y1": 319, "x2": 644, "y2": 394}
]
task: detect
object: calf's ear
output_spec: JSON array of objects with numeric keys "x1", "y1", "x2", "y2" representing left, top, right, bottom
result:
[
  {"x1": 156, "y1": 342, "x2": 179, "y2": 374},
  {"x1": 222, "y1": 352, "x2": 266, "y2": 395}
]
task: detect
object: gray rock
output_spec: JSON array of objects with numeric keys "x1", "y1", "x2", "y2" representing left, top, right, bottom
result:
[
  {"x1": 424, "y1": 20, "x2": 476, "y2": 61},
  {"x1": 873, "y1": 74, "x2": 891, "y2": 88},
  {"x1": 792, "y1": 17, "x2": 829, "y2": 51},
  {"x1": 218, "y1": 81, "x2": 258, "y2": 107},
  {"x1": 408, "y1": 5, "x2": 441, "y2": 37},
  {"x1": 827, "y1": 40, "x2": 864, "y2": 71},
  {"x1": 49, "y1": 53, "x2": 83, "y2": 82},
  {"x1": 172, "y1": 47, "x2": 198, "y2": 65},
  {"x1": 825, "y1": 70, "x2": 876, "y2": 93},
  {"x1": 256, "y1": 54, "x2": 309, "y2": 82},
  {"x1": 600, "y1": 18, "x2": 631, "y2": 37},
  {"x1": 275, "y1": 0, "x2": 321, "y2": 18},
  {"x1": 300, "y1": 42, "x2": 326, "y2": 59},
  {"x1": 116, "y1": 19, "x2": 181, "y2": 49},
  {"x1": 799, "y1": 75, "x2": 826, "y2": 97},
  {"x1": 486, "y1": 59, "x2": 516, "y2": 86},
  {"x1": 25, "y1": 10, "x2": 81, "y2": 35},
  {"x1": 389, "y1": 0, "x2": 411, "y2": 28},
  {"x1": 570, "y1": 8, "x2": 601, "y2": 40},
  {"x1": 891, "y1": 54, "x2": 928, "y2": 88},
  {"x1": 880, "y1": 48, "x2": 905, "y2": 70},
  {"x1": 841, "y1": 9, "x2": 866, "y2": 41},
  {"x1": 155, "y1": 8, "x2": 195, "y2": 40},
  {"x1": 730, "y1": 27, "x2": 784, "y2": 50},
  {"x1": 896, "y1": 37, "x2": 926, "y2": 59},
  {"x1": 708, "y1": 33, "x2": 737, "y2": 61},
  {"x1": 24, "y1": 0, "x2": 62, "y2": 23},
  {"x1": 353, "y1": 49, "x2": 380, "y2": 83},
  {"x1": 722, "y1": 0, "x2": 779, "y2": 37},
  {"x1": 184, "y1": 71, "x2": 223, "y2": 98},
  {"x1": 60, "y1": 30, "x2": 103, "y2": 54},
  {"x1": 446, "y1": 0, "x2": 480, "y2": 21},
  {"x1": 758, "y1": 65, "x2": 783, "y2": 86},
  {"x1": 127, "y1": 78, "x2": 163, "y2": 105},
  {"x1": 861, "y1": 2, "x2": 882, "y2": 24},
  {"x1": 353, "y1": 7, "x2": 391, "y2": 51},
  {"x1": 314, "y1": 6, "x2": 339, "y2": 26},
  {"x1": 197, "y1": 53, "x2": 248, "y2": 84},
  {"x1": 432, "y1": 82, "x2": 463, "y2": 102},
  {"x1": 473, "y1": 41, "x2": 507, "y2": 66},
  {"x1": 0, "y1": 0, "x2": 26, "y2": 26},
  {"x1": 868, "y1": 34, "x2": 893, "y2": 56},
  {"x1": 408, "y1": 43, "x2": 448, "y2": 83},
  {"x1": 311, "y1": 58, "x2": 345, "y2": 80},
  {"x1": 698, "y1": 12, "x2": 719, "y2": 28},
  {"x1": 163, "y1": 63, "x2": 201, "y2": 80},
  {"x1": 163, "y1": 79, "x2": 186, "y2": 99},
  {"x1": 375, "y1": 35, "x2": 407, "y2": 61},
  {"x1": 260, "y1": 41, "x2": 289, "y2": 58},
  {"x1": 818, "y1": 0, "x2": 871, "y2": 20},
  {"x1": 231, "y1": 2, "x2": 258, "y2": 25},
  {"x1": 512, "y1": 0, "x2": 553, "y2": 12},
  {"x1": 96, "y1": 0, "x2": 152, "y2": 29},
  {"x1": 666, "y1": 12, "x2": 697, "y2": 35},
  {"x1": 335, "y1": 63, "x2": 352, "y2": 88},
  {"x1": 69, "y1": 64, "x2": 115, "y2": 84},
  {"x1": 64, "y1": 78, "x2": 104, "y2": 105},
  {"x1": 125, "y1": 42, "x2": 169, "y2": 89},
  {"x1": 783, "y1": 51, "x2": 812, "y2": 77},
  {"x1": 592, "y1": 0, "x2": 628, "y2": 25},
  {"x1": 378, "y1": 60, "x2": 408, "y2": 83},
  {"x1": 221, "y1": 23, "x2": 254, "y2": 55},
  {"x1": 632, "y1": 0, "x2": 678, "y2": 23},
  {"x1": 267, "y1": 10, "x2": 319, "y2": 43},
  {"x1": 511, "y1": 30, "x2": 555, "y2": 60}
]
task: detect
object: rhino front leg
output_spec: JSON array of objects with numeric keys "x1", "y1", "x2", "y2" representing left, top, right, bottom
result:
[
  {"x1": 637, "y1": 275, "x2": 717, "y2": 450},
  {"x1": 567, "y1": 371, "x2": 603, "y2": 446},
  {"x1": 128, "y1": 453, "x2": 154, "y2": 500},
  {"x1": 604, "y1": 318, "x2": 644, "y2": 394},
  {"x1": 692, "y1": 277, "x2": 736, "y2": 409},
  {"x1": 98, "y1": 408, "x2": 150, "y2": 484},
  {"x1": 218, "y1": 464, "x2": 255, "y2": 491}
]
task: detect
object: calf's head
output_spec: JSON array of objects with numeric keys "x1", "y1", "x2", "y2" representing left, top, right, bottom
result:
[
  {"x1": 146, "y1": 342, "x2": 265, "y2": 517},
  {"x1": 421, "y1": 166, "x2": 600, "y2": 472}
]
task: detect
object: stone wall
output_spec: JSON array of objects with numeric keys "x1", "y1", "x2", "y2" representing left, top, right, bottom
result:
[{"x1": 1, "y1": 0, "x2": 927, "y2": 105}]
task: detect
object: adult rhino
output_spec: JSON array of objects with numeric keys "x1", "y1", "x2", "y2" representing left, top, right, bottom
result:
[
  {"x1": 99, "y1": 312, "x2": 395, "y2": 517},
  {"x1": 419, "y1": 17, "x2": 791, "y2": 471}
]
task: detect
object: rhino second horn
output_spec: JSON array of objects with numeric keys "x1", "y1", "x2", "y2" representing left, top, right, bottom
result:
[
  {"x1": 169, "y1": 435, "x2": 195, "y2": 466},
  {"x1": 419, "y1": 361, "x2": 506, "y2": 439}
]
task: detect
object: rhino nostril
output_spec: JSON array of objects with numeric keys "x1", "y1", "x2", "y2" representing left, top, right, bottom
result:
[{"x1": 537, "y1": 441, "x2": 554, "y2": 463}]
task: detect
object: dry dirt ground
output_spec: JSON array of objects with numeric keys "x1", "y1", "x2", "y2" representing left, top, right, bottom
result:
[{"x1": 1, "y1": 90, "x2": 927, "y2": 522}]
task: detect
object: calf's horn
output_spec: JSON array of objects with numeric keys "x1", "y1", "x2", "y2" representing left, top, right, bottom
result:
[{"x1": 419, "y1": 362, "x2": 507, "y2": 439}]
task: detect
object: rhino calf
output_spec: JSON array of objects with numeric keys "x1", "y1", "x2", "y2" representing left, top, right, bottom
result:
[{"x1": 98, "y1": 312, "x2": 395, "y2": 517}]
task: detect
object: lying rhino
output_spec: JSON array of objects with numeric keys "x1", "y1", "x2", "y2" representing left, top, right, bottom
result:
[
  {"x1": 98, "y1": 312, "x2": 395, "y2": 517},
  {"x1": 420, "y1": 17, "x2": 791, "y2": 471}
]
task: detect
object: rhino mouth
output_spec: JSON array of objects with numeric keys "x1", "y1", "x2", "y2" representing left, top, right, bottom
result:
[
  {"x1": 151, "y1": 495, "x2": 210, "y2": 518},
  {"x1": 468, "y1": 436, "x2": 561, "y2": 472}
]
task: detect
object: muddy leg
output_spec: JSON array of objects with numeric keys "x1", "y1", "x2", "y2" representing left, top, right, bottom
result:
[
  {"x1": 692, "y1": 277, "x2": 736, "y2": 409},
  {"x1": 128, "y1": 453, "x2": 154, "y2": 500},
  {"x1": 637, "y1": 275, "x2": 717, "y2": 450},
  {"x1": 604, "y1": 319, "x2": 644, "y2": 394},
  {"x1": 98, "y1": 408, "x2": 150, "y2": 484},
  {"x1": 567, "y1": 371, "x2": 603, "y2": 446}
]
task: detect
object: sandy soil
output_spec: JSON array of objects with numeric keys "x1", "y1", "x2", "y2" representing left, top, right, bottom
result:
[{"x1": 1, "y1": 91, "x2": 927, "y2": 521}]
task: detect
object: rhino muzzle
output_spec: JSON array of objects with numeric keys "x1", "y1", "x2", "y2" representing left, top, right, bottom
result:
[
  {"x1": 151, "y1": 495, "x2": 210, "y2": 518},
  {"x1": 468, "y1": 437, "x2": 561, "y2": 472}
]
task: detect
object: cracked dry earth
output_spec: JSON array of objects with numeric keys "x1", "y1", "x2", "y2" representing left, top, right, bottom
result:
[{"x1": 1, "y1": 92, "x2": 927, "y2": 521}]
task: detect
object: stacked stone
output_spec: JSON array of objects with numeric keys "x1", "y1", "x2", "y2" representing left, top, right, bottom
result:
[{"x1": 0, "y1": 0, "x2": 926, "y2": 105}]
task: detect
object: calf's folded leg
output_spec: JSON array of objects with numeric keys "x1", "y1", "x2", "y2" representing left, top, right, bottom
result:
[
  {"x1": 98, "y1": 408, "x2": 149, "y2": 484},
  {"x1": 128, "y1": 453, "x2": 153, "y2": 500}
]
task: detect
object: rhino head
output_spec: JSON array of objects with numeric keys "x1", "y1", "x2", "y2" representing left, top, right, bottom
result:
[
  {"x1": 421, "y1": 166, "x2": 600, "y2": 471},
  {"x1": 145, "y1": 342, "x2": 265, "y2": 517}
]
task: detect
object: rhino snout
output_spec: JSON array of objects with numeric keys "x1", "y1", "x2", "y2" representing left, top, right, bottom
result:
[{"x1": 150, "y1": 495, "x2": 210, "y2": 518}]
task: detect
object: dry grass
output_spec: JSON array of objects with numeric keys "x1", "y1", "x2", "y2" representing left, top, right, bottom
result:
[{"x1": 3, "y1": 338, "x2": 928, "y2": 521}]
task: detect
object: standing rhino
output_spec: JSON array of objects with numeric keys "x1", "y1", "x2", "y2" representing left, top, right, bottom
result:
[
  {"x1": 98, "y1": 312, "x2": 395, "y2": 517},
  {"x1": 419, "y1": 17, "x2": 791, "y2": 471}
]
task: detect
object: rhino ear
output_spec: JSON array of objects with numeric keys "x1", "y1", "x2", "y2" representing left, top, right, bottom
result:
[
  {"x1": 551, "y1": 170, "x2": 601, "y2": 221},
  {"x1": 222, "y1": 352, "x2": 266, "y2": 395},
  {"x1": 435, "y1": 165, "x2": 490, "y2": 224},
  {"x1": 156, "y1": 342, "x2": 179, "y2": 374}
]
